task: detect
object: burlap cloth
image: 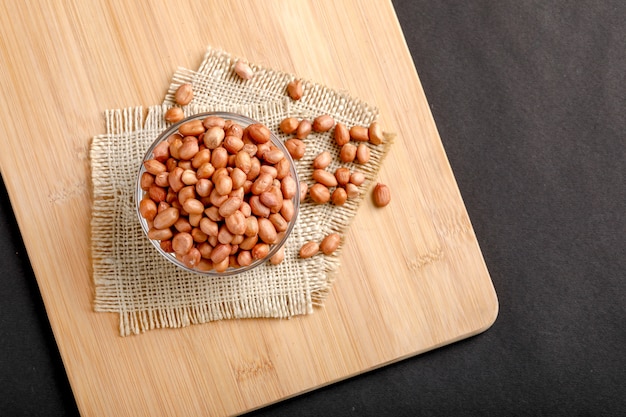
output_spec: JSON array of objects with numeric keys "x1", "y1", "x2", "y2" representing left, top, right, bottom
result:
[{"x1": 90, "y1": 47, "x2": 392, "y2": 336}]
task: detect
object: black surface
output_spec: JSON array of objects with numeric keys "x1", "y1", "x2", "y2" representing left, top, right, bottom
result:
[{"x1": 1, "y1": 1, "x2": 625, "y2": 416}]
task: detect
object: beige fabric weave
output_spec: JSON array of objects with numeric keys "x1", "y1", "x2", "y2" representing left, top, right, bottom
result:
[{"x1": 90, "y1": 47, "x2": 391, "y2": 335}]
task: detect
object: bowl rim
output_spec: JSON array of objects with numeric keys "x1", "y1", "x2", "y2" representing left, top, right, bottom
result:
[{"x1": 135, "y1": 111, "x2": 300, "y2": 276}]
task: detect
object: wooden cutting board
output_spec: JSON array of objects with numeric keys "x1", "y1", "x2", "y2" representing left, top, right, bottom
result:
[{"x1": 0, "y1": 1, "x2": 498, "y2": 416}]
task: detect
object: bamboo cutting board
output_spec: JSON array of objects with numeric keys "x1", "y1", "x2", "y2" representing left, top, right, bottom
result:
[{"x1": 0, "y1": 1, "x2": 498, "y2": 416}]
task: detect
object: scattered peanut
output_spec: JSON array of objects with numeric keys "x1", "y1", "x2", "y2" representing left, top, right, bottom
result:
[
  {"x1": 356, "y1": 143, "x2": 370, "y2": 164},
  {"x1": 234, "y1": 60, "x2": 254, "y2": 80},
  {"x1": 320, "y1": 233, "x2": 341, "y2": 255},
  {"x1": 313, "y1": 151, "x2": 332, "y2": 169},
  {"x1": 334, "y1": 167, "x2": 351, "y2": 186},
  {"x1": 373, "y1": 183, "x2": 391, "y2": 207},
  {"x1": 350, "y1": 171, "x2": 366, "y2": 186},
  {"x1": 309, "y1": 183, "x2": 330, "y2": 204},
  {"x1": 345, "y1": 183, "x2": 360, "y2": 199},
  {"x1": 299, "y1": 241, "x2": 319, "y2": 258},
  {"x1": 270, "y1": 246, "x2": 285, "y2": 265},
  {"x1": 368, "y1": 121, "x2": 384, "y2": 145},
  {"x1": 334, "y1": 122, "x2": 350, "y2": 146},
  {"x1": 299, "y1": 182, "x2": 308, "y2": 202},
  {"x1": 312, "y1": 114, "x2": 335, "y2": 132},
  {"x1": 284, "y1": 138, "x2": 306, "y2": 160},
  {"x1": 331, "y1": 187, "x2": 347, "y2": 206},
  {"x1": 279, "y1": 117, "x2": 299, "y2": 134},
  {"x1": 174, "y1": 84, "x2": 193, "y2": 106},
  {"x1": 312, "y1": 169, "x2": 338, "y2": 187},
  {"x1": 339, "y1": 143, "x2": 357, "y2": 163},
  {"x1": 287, "y1": 79, "x2": 303, "y2": 100},
  {"x1": 349, "y1": 125, "x2": 369, "y2": 141},
  {"x1": 164, "y1": 107, "x2": 184, "y2": 123},
  {"x1": 295, "y1": 119, "x2": 312, "y2": 139}
]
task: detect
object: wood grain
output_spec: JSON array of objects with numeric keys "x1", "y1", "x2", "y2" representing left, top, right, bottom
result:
[{"x1": 0, "y1": 1, "x2": 498, "y2": 416}]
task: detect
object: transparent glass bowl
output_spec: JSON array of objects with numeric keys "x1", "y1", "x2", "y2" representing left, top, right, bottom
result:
[{"x1": 136, "y1": 112, "x2": 300, "y2": 276}]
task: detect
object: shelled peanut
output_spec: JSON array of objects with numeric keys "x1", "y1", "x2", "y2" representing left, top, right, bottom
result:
[{"x1": 140, "y1": 115, "x2": 297, "y2": 273}]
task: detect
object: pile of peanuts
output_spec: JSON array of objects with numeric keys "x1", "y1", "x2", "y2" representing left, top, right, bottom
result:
[{"x1": 139, "y1": 111, "x2": 298, "y2": 273}]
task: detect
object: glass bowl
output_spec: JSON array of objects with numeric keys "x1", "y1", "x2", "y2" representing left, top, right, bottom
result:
[{"x1": 136, "y1": 111, "x2": 300, "y2": 276}]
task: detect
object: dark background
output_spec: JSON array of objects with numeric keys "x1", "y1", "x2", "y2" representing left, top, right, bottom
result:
[{"x1": 1, "y1": 1, "x2": 624, "y2": 416}]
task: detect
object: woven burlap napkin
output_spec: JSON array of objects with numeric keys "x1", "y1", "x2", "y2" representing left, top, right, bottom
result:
[{"x1": 90, "y1": 47, "x2": 392, "y2": 335}]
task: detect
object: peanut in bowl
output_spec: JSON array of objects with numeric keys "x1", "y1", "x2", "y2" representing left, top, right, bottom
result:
[{"x1": 135, "y1": 112, "x2": 300, "y2": 276}]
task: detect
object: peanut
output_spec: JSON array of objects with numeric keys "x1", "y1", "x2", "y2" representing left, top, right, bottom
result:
[
  {"x1": 154, "y1": 172, "x2": 170, "y2": 187},
  {"x1": 199, "y1": 217, "x2": 219, "y2": 237},
  {"x1": 234, "y1": 60, "x2": 254, "y2": 80},
  {"x1": 295, "y1": 119, "x2": 312, "y2": 139},
  {"x1": 349, "y1": 125, "x2": 369, "y2": 141},
  {"x1": 263, "y1": 148, "x2": 285, "y2": 164},
  {"x1": 269, "y1": 213, "x2": 289, "y2": 232},
  {"x1": 373, "y1": 183, "x2": 391, "y2": 207},
  {"x1": 191, "y1": 227, "x2": 208, "y2": 243},
  {"x1": 312, "y1": 169, "x2": 338, "y2": 187},
  {"x1": 148, "y1": 184, "x2": 166, "y2": 202},
  {"x1": 356, "y1": 143, "x2": 370, "y2": 164},
  {"x1": 139, "y1": 198, "x2": 157, "y2": 221},
  {"x1": 334, "y1": 122, "x2": 350, "y2": 146},
  {"x1": 148, "y1": 227, "x2": 173, "y2": 241},
  {"x1": 257, "y1": 218, "x2": 278, "y2": 244},
  {"x1": 335, "y1": 167, "x2": 351, "y2": 186},
  {"x1": 153, "y1": 207, "x2": 180, "y2": 229},
  {"x1": 202, "y1": 116, "x2": 226, "y2": 129},
  {"x1": 313, "y1": 151, "x2": 332, "y2": 169},
  {"x1": 368, "y1": 121, "x2": 384, "y2": 145},
  {"x1": 251, "y1": 243, "x2": 270, "y2": 259},
  {"x1": 181, "y1": 248, "x2": 201, "y2": 269},
  {"x1": 339, "y1": 143, "x2": 357, "y2": 163},
  {"x1": 280, "y1": 199, "x2": 295, "y2": 222},
  {"x1": 331, "y1": 187, "x2": 347, "y2": 206},
  {"x1": 165, "y1": 107, "x2": 184, "y2": 123},
  {"x1": 345, "y1": 183, "x2": 360, "y2": 199},
  {"x1": 320, "y1": 233, "x2": 341, "y2": 255},
  {"x1": 174, "y1": 84, "x2": 193, "y2": 105},
  {"x1": 287, "y1": 79, "x2": 303, "y2": 100},
  {"x1": 247, "y1": 123, "x2": 271, "y2": 144},
  {"x1": 182, "y1": 198, "x2": 205, "y2": 215},
  {"x1": 218, "y1": 196, "x2": 243, "y2": 217},
  {"x1": 280, "y1": 176, "x2": 297, "y2": 199},
  {"x1": 350, "y1": 171, "x2": 366, "y2": 186},
  {"x1": 269, "y1": 246, "x2": 285, "y2": 265},
  {"x1": 279, "y1": 117, "x2": 299, "y2": 134},
  {"x1": 225, "y1": 210, "x2": 246, "y2": 235},
  {"x1": 299, "y1": 182, "x2": 308, "y2": 202},
  {"x1": 299, "y1": 241, "x2": 319, "y2": 258},
  {"x1": 153, "y1": 141, "x2": 171, "y2": 162},
  {"x1": 181, "y1": 169, "x2": 198, "y2": 186},
  {"x1": 223, "y1": 135, "x2": 244, "y2": 154},
  {"x1": 178, "y1": 119, "x2": 204, "y2": 137},
  {"x1": 140, "y1": 172, "x2": 154, "y2": 190},
  {"x1": 309, "y1": 183, "x2": 330, "y2": 204},
  {"x1": 285, "y1": 138, "x2": 306, "y2": 160},
  {"x1": 203, "y1": 126, "x2": 225, "y2": 149},
  {"x1": 172, "y1": 232, "x2": 194, "y2": 256},
  {"x1": 174, "y1": 217, "x2": 192, "y2": 233},
  {"x1": 144, "y1": 159, "x2": 167, "y2": 175},
  {"x1": 312, "y1": 115, "x2": 335, "y2": 132}
]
